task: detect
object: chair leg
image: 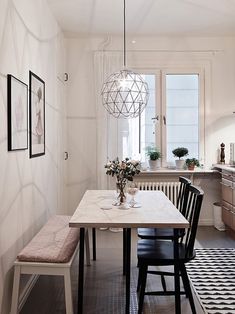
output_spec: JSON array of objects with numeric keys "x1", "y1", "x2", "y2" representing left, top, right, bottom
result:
[
  {"x1": 85, "y1": 229, "x2": 91, "y2": 266},
  {"x1": 137, "y1": 264, "x2": 144, "y2": 292},
  {"x1": 180, "y1": 268, "x2": 189, "y2": 298},
  {"x1": 64, "y1": 268, "x2": 74, "y2": 314},
  {"x1": 181, "y1": 264, "x2": 196, "y2": 314},
  {"x1": 92, "y1": 228, "x2": 96, "y2": 260},
  {"x1": 11, "y1": 265, "x2": 21, "y2": 314},
  {"x1": 160, "y1": 274, "x2": 167, "y2": 292},
  {"x1": 138, "y1": 265, "x2": 148, "y2": 314}
]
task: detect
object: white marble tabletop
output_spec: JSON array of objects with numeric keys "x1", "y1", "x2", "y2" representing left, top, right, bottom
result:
[{"x1": 69, "y1": 190, "x2": 189, "y2": 229}]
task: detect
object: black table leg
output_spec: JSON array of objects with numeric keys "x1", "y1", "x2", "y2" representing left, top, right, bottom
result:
[
  {"x1": 125, "y1": 228, "x2": 131, "y2": 314},
  {"x1": 78, "y1": 227, "x2": 85, "y2": 314},
  {"x1": 92, "y1": 228, "x2": 96, "y2": 260},
  {"x1": 123, "y1": 228, "x2": 127, "y2": 275},
  {"x1": 174, "y1": 228, "x2": 181, "y2": 314}
]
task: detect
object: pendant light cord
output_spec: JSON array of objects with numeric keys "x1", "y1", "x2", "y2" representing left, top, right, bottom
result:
[{"x1": 123, "y1": 0, "x2": 126, "y2": 68}]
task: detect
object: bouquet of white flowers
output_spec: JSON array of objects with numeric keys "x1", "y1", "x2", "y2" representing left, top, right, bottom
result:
[{"x1": 105, "y1": 157, "x2": 141, "y2": 203}]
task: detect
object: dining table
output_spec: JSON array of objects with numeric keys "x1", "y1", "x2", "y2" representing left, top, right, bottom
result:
[{"x1": 69, "y1": 190, "x2": 189, "y2": 314}]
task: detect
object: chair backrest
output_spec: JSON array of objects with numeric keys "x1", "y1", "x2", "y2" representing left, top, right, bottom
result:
[
  {"x1": 177, "y1": 176, "x2": 191, "y2": 215},
  {"x1": 183, "y1": 185, "x2": 204, "y2": 257}
]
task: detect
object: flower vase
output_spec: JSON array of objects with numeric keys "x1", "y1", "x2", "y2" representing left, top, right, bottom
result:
[{"x1": 116, "y1": 181, "x2": 126, "y2": 204}]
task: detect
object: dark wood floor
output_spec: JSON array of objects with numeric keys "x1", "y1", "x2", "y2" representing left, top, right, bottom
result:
[{"x1": 21, "y1": 227, "x2": 235, "y2": 314}]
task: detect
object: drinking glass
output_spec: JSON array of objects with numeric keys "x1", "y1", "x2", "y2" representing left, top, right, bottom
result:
[{"x1": 127, "y1": 183, "x2": 139, "y2": 207}]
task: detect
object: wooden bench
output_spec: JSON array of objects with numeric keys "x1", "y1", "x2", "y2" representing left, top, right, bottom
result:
[{"x1": 11, "y1": 215, "x2": 90, "y2": 314}]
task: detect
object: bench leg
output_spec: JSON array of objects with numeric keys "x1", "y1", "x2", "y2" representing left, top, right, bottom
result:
[
  {"x1": 11, "y1": 265, "x2": 21, "y2": 314},
  {"x1": 85, "y1": 229, "x2": 91, "y2": 266},
  {"x1": 64, "y1": 268, "x2": 74, "y2": 314}
]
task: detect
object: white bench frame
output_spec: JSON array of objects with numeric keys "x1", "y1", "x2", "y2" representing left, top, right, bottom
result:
[{"x1": 11, "y1": 229, "x2": 91, "y2": 314}]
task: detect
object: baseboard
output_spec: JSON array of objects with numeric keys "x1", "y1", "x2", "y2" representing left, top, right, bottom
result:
[
  {"x1": 198, "y1": 219, "x2": 213, "y2": 226},
  {"x1": 18, "y1": 275, "x2": 39, "y2": 311}
]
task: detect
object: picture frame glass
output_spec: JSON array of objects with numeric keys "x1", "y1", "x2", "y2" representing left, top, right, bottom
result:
[
  {"x1": 29, "y1": 72, "x2": 45, "y2": 157},
  {"x1": 8, "y1": 75, "x2": 28, "y2": 151}
]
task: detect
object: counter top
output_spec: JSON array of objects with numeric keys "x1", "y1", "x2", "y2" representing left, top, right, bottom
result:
[{"x1": 213, "y1": 164, "x2": 235, "y2": 173}]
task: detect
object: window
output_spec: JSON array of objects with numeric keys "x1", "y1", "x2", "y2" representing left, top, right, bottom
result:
[
  {"x1": 165, "y1": 74, "x2": 199, "y2": 163},
  {"x1": 123, "y1": 70, "x2": 204, "y2": 166}
]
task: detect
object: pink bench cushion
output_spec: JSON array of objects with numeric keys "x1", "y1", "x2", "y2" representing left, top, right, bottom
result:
[{"x1": 17, "y1": 215, "x2": 80, "y2": 263}]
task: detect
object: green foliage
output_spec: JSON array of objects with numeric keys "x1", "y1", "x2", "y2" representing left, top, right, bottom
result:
[
  {"x1": 145, "y1": 146, "x2": 161, "y2": 160},
  {"x1": 172, "y1": 147, "x2": 188, "y2": 159},
  {"x1": 185, "y1": 158, "x2": 200, "y2": 167}
]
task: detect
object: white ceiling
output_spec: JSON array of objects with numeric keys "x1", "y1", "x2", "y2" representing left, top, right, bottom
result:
[{"x1": 47, "y1": 0, "x2": 235, "y2": 37}]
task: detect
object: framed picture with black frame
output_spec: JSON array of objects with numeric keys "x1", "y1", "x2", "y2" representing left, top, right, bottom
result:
[
  {"x1": 29, "y1": 71, "x2": 45, "y2": 158},
  {"x1": 7, "y1": 74, "x2": 28, "y2": 151}
]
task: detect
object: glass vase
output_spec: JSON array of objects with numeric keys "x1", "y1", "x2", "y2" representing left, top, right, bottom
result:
[{"x1": 116, "y1": 180, "x2": 126, "y2": 204}]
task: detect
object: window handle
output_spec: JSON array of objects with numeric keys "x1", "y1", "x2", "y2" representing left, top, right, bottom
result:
[
  {"x1": 151, "y1": 115, "x2": 159, "y2": 121},
  {"x1": 163, "y1": 115, "x2": 166, "y2": 125}
]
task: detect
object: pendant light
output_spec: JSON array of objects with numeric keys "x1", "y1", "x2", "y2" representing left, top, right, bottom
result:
[{"x1": 101, "y1": 0, "x2": 149, "y2": 119}]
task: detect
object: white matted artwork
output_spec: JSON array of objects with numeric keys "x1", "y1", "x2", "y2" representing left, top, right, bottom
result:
[
  {"x1": 7, "y1": 74, "x2": 28, "y2": 151},
  {"x1": 29, "y1": 71, "x2": 45, "y2": 158}
]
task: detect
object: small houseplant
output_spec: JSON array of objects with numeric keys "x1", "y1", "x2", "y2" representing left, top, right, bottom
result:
[
  {"x1": 185, "y1": 158, "x2": 200, "y2": 170},
  {"x1": 172, "y1": 147, "x2": 188, "y2": 169},
  {"x1": 145, "y1": 146, "x2": 161, "y2": 170}
]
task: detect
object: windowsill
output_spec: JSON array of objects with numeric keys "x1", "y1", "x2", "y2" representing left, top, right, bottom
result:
[{"x1": 138, "y1": 168, "x2": 216, "y2": 175}]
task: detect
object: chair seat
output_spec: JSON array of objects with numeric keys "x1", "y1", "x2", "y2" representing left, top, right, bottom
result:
[
  {"x1": 137, "y1": 227, "x2": 185, "y2": 239},
  {"x1": 137, "y1": 239, "x2": 196, "y2": 265}
]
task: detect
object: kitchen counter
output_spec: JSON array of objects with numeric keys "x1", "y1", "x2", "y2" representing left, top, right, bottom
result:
[{"x1": 213, "y1": 164, "x2": 235, "y2": 173}]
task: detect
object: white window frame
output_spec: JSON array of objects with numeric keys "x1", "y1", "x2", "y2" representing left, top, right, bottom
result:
[
  {"x1": 161, "y1": 68, "x2": 205, "y2": 167},
  {"x1": 133, "y1": 67, "x2": 205, "y2": 167}
]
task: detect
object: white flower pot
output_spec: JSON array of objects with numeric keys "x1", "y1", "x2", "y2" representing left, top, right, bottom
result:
[
  {"x1": 175, "y1": 159, "x2": 185, "y2": 170},
  {"x1": 148, "y1": 159, "x2": 160, "y2": 170}
]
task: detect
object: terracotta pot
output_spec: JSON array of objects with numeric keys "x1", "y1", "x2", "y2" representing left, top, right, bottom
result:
[{"x1": 187, "y1": 164, "x2": 195, "y2": 171}]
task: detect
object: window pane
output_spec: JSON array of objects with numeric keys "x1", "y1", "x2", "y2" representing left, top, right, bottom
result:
[
  {"x1": 167, "y1": 107, "x2": 199, "y2": 125},
  {"x1": 140, "y1": 75, "x2": 156, "y2": 161},
  {"x1": 120, "y1": 75, "x2": 156, "y2": 161},
  {"x1": 167, "y1": 90, "x2": 198, "y2": 107},
  {"x1": 166, "y1": 74, "x2": 199, "y2": 163}
]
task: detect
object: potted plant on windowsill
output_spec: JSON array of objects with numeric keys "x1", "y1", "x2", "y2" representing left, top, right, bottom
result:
[
  {"x1": 185, "y1": 158, "x2": 200, "y2": 171},
  {"x1": 146, "y1": 146, "x2": 162, "y2": 170},
  {"x1": 172, "y1": 147, "x2": 188, "y2": 169}
]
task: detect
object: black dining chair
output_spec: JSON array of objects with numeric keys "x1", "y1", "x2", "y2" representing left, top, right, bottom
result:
[
  {"x1": 137, "y1": 185, "x2": 204, "y2": 314},
  {"x1": 137, "y1": 176, "x2": 191, "y2": 240}
]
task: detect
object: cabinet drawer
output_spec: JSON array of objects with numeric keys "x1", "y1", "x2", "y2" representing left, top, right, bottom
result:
[
  {"x1": 221, "y1": 179, "x2": 233, "y2": 204},
  {"x1": 222, "y1": 207, "x2": 233, "y2": 228},
  {"x1": 222, "y1": 170, "x2": 234, "y2": 181},
  {"x1": 222, "y1": 200, "x2": 233, "y2": 211}
]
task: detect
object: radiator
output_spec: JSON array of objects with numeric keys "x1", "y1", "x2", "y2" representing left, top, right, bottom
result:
[{"x1": 135, "y1": 181, "x2": 181, "y2": 205}]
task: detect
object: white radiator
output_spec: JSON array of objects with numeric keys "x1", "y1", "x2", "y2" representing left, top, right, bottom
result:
[{"x1": 135, "y1": 181, "x2": 181, "y2": 205}]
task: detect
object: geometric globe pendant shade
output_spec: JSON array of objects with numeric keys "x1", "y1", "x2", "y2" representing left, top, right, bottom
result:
[
  {"x1": 101, "y1": 0, "x2": 149, "y2": 119},
  {"x1": 101, "y1": 69, "x2": 149, "y2": 119}
]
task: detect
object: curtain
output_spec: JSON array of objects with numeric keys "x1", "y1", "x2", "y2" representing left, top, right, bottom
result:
[{"x1": 93, "y1": 51, "x2": 122, "y2": 189}]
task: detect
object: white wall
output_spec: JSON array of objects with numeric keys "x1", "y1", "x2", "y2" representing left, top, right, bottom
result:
[
  {"x1": 66, "y1": 38, "x2": 97, "y2": 213},
  {"x1": 66, "y1": 35, "x2": 235, "y2": 216},
  {"x1": 0, "y1": 0, "x2": 67, "y2": 312}
]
